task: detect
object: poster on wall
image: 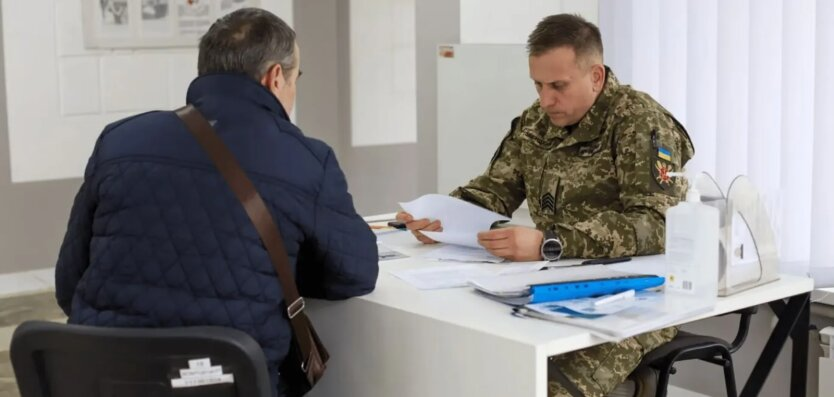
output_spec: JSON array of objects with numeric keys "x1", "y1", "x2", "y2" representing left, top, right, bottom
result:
[
  {"x1": 1, "y1": 0, "x2": 291, "y2": 183},
  {"x1": 83, "y1": 0, "x2": 261, "y2": 49}
]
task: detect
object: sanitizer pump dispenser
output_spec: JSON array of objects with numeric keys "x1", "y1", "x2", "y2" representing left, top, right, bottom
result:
[{"x1": 664, "y1": 173, "x2": 720, "y2": 303}]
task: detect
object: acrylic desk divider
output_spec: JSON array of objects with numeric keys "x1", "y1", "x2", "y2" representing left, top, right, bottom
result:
[{"x1": 695, "y1": 173, "x2": 780, "y2": 296}]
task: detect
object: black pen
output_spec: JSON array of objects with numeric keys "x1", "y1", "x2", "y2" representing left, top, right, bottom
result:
[
  {"x1": 387, "y1": 221, "x2": 408, "y2": 230},
  {"x1": 539, "y1": 256, "x2": 632, "y2": 271},
  {"x1": 581, "y1": 257, "x2": 631, "y2": 265}
]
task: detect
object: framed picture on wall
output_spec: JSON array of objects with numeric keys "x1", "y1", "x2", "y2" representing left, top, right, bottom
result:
[{"x1": 82, "y1": 0, "x2": 262, "y2": 49}]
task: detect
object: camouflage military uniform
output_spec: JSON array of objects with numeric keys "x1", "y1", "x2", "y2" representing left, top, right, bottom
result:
[{"x1": 451, "y1": 68, "x2": 694, "y2": 397}]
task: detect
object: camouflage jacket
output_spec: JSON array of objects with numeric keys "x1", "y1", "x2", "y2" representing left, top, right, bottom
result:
[{"x1": 451, "y1": 68, "x2": 694, "y2": 258}]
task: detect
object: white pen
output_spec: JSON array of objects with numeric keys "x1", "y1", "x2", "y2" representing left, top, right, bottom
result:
[{"x1": 593, "y1": 289, "x2": 636, "y2": 307}]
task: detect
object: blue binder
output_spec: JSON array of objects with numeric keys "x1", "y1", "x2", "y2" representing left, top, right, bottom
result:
[{"x1": 528, "y1": 275, "x2": 665, "y2": 304}]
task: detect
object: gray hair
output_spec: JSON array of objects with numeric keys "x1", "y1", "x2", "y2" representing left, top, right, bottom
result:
[{"x1": 198, "y1": 8, "x2": 296, "y2": 80}]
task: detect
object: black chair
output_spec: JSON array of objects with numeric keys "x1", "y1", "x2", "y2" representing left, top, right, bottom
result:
[
  {"x1": 10, "y1": 320, "x2": 273, "y2": 397},
  {"x1": 632, "y1": 306, "x2": 758, "y2": 397}
]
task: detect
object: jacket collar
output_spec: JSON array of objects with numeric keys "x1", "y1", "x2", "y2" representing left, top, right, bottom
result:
[
  {"x1": 544, "y1": 66, "x2": 619, "y2": 149},
  {"x1": 185, "y1": 73, "x2": 290, "y2": 121}
]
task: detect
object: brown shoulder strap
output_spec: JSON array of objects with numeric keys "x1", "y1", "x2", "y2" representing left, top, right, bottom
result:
[{"x1": 174, "y1": 105, "x2": 317, "y2": 363}]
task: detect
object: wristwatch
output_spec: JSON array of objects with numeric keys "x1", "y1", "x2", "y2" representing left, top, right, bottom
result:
[{"x1": 540, "y1": 229, "x2": 563, "y2": 261}]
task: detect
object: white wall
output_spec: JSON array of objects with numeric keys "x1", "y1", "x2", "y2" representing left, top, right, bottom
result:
[
  {"x1": 349, "y1": 0, "x2": 417, "y2": 147},
  {"x1": 1, "y1": 0, "x2": 292, "y2": 183},
  {"x1": 436, "y1": 44, "x2": 533, "y2": 195},
  {"x1": 460, "y1": 0, "x2": 598, "y2": 44}
]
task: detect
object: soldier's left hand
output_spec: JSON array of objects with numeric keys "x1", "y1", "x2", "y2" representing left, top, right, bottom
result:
[{"x1": 477, "y1": 227, "x2": 544, "y2": 262}]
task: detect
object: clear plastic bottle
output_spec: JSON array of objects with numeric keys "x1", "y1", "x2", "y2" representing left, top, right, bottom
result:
[{"x1": 664, "y1": 173, "x2": 720, "y2": 303}]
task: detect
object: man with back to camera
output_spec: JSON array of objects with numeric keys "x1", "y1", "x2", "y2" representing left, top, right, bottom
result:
[
  {"x1": 55, "y1": 8, "x2": 378, "y2": 397},
  {"x1": 397, "y1": 14, "x2": 695, "y2": 397}
]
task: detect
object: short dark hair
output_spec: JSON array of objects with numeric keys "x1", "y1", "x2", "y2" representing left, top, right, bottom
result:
[
  {"x1": 526, "y1": 14, "x2": 603, "y2": 67},
  {"x1": 198, "y1": 8, "x2": 296, "y2": 81}
]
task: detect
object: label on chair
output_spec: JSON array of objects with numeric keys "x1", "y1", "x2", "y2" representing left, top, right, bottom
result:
[{"x1": 171, "y1": 357, "x2": 235, "y2": 388}]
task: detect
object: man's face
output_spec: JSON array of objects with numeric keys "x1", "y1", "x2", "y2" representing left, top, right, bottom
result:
[
  {"x1": 529, "y1": 46, "x2": 602, "y2": 127},
  {"x1": 276, "y1": 43, "x2": 301, "y2": 115}
]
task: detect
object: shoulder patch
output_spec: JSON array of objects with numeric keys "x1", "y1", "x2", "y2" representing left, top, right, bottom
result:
[
  {"x1": 649, "y1": 129, "x2": 676, "y2": 191},
  {"x1": 652, "y1": 159, "x2": 674, "y2": 189}
]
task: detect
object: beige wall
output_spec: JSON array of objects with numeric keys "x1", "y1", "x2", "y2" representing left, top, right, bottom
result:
[
  {"x1": 0, "y1": 2, "x2": 80, "y2": 274},
  {"x1": 294, "y1": 0, "x2": 460, "y2": 215}
]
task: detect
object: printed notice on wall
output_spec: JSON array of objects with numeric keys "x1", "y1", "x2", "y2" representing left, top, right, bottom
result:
[{"x1": 84, "y1": 0, "x2": 261, "y2": 49}]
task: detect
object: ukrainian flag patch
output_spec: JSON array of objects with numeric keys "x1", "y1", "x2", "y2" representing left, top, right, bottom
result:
[{"x1": 657, "y1": 147, "x2": 672, "y2": 161}]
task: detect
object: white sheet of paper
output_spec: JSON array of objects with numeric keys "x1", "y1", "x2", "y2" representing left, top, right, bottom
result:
[
  {"x1": 496, "y1": 262, "x2": 550, "y2": 275},
  {"x1": 389, "y1": 264, "x2": 496, "y2": 290},
  {"x1": 420, "y1": 245, "x2": 505, "y2": 263},
  {"x1": 399, "y1": 194, "x2": 510, "y2": 248},
  {"x1": 420, "y1": 231, "x2": 482, "y2": 248}
]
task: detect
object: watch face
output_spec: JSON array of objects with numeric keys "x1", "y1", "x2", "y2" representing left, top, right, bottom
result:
[{"x1": 543, "y1": 239, "x2": 562, "y2": 261}]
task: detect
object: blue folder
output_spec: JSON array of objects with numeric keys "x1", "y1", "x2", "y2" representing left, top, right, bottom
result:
[{"x1": 528, "y1": 275, "x2": 665, "y2": 304}]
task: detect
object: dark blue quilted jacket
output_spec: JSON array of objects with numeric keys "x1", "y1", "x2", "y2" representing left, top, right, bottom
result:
[{"x1": 55, "y1": 73, "x2": 379, "y2": 396}]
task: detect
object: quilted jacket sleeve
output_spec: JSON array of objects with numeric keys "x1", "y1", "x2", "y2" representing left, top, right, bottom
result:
[
  {"x1": 296, "y1": 149, "x2": 379, "y2": 299},
  {"x1": 55, "y1": 138, "x2": 101, "y2": 316}
]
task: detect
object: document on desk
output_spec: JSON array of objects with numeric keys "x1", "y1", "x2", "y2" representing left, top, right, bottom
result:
[
  {"x1": 378, "y1": 242, "x2": 408, "y2": 261},
  {"x1": 420, "y1": 245, "x2": 505, "y2": 263},
  {"x1": 389, "y1": 264, "x2": 496, "y2": 290},
  {"x1": 390, "y1": 263, "x2": 554, "y2": 290},
  {"x1": 399, "y1": 194, "x2": 509, "y2": 248},
  {"x1": 519, "y1": 292, "x2": 713, "y2": 341}
]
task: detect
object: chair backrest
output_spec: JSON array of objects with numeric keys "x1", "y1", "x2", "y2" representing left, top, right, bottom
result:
[{"x1": 10, "y1": 320, "x2": 273, "y2": 397}]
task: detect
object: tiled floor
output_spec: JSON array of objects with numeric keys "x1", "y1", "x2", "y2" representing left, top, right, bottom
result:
[
  {"x1": 0, "y1": 267, "x2": 65, "y2": 397},
  {"x1": 0, "y1": 292, "x2": 65, "y2": 329},
  {"x1": 0, "y1": 290, "x2": 67, "y2": 397},
  {"x1": 0, "y1": 350, "x2": 16, "y2": 397},
  {"x1": 0, "y1": 268, "x2": 54, "y2": 300}
]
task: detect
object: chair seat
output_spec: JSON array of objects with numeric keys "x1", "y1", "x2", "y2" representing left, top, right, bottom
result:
[
  {"x1": 641, "y1": 331, "x2": 731, "y2": 370},
  {"x1": 629, "y1": 309, "x2": 755, "y2": 397}
]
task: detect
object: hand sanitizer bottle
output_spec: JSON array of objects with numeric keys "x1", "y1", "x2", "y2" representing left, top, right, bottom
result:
[{"x1": 664, "y1": 173, "x2": 720, "y2": 303}]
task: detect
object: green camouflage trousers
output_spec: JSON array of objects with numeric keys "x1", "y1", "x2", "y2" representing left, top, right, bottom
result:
[{"x1": 548, "y1": 327, "x2": 678, "y2": 397}]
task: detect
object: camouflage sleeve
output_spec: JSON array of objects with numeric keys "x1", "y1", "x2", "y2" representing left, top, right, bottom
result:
[
  {"x1": 558, "y1": 113, "x2": 694, "y2": 258},
  {"x1": 449, "y1": 116, "x2": 527, "y2": 217}
]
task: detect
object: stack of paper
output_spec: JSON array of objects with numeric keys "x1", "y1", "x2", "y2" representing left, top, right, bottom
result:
[
  {"x1": 468, "y1": 264, "x2": 710, "y2": 339},
  {"x1": 399, "y1": 194, "x2": 509, "y2": 248},
  {"x1": 469, "y1": 265, "x2": 643, "y2": 302},
  {"x1": 517, "y1": 292, "x2": 712, "y2": 340}
]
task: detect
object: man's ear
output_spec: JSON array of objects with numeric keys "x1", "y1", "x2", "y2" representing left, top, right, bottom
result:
[
  {"x1": 591, "y1": 64, "x2": 605, "y2": 90},
  {"x1": 260, "y1": 63, "x2": 285, "y2": 93}
]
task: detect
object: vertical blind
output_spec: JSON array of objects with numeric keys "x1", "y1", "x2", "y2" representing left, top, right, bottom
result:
[{"x1": 599, "y1": 0, "x2": 833, "y2": 272}]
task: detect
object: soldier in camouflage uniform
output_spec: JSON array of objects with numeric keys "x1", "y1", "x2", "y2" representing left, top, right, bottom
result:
[{"x1": 397, "y1": 14, "x2": 694, "y2": 397}]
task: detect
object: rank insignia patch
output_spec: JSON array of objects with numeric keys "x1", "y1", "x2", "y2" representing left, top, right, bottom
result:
[{"x1": 540, "y1": 192, "x2": 555, "y2": 213}]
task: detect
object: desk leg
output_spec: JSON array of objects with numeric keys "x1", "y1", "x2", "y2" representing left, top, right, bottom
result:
[
  {"x1": 740, "y1": 292, "x2": 810, "y2": 397},
  {"x1": 790, "y1": 293, "x2": 810, "y2": 397}
]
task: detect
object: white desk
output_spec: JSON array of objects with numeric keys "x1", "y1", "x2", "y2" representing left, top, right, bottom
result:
[{"x1": 306, "y1": 222, "x2": 814, "y2": 397}]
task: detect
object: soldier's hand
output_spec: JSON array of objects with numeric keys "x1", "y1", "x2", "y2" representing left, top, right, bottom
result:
[
  {"x1": 395, "y1": 211, "x2": 443, "y2": 244},
  {"x1": 477, "y1": 227, "x2": 544, "y2": 262}
]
